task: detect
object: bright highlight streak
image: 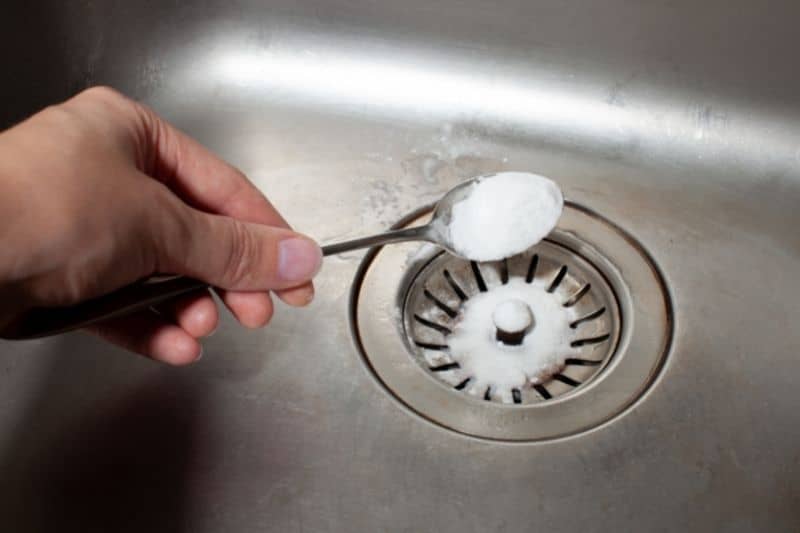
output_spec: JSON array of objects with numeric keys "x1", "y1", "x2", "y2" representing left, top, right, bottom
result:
[{"x1": 209, "y1": 47, "x2": 631, "y2": 143}]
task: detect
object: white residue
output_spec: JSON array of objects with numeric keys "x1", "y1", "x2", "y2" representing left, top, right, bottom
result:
[
  {"x1": 447, "y1": 172, "x2": 564, "y2": 261},
  {"x1": 406, "y1": 242, "x2": 441, "y2": 266},
  {"x1": 448, "y1": 278, "x2": 577, "y2": 395},
  {"x1": 492, "y1": 299, "x2": 533, "y2": 333}
]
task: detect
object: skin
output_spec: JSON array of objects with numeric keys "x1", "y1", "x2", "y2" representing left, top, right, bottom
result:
[{"x1": 0, "y1": 87, "x2": 322, "y2": 365}]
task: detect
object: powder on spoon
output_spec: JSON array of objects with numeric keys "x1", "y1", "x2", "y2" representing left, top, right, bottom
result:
[{"x1": 447, "y1": 172, "x2": 563, "y2": 261}]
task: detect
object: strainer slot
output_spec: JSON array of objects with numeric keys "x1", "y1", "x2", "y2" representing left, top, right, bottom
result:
[
  {"x1": 423, "y1": 289, "x2": 458, "y2": 318},
  {"x1": 470, "y1": 261, "x2": 487, "y2": 292},
  {"x1": 553, "y1": 374, "x2": 581, "y2": 387},
  {"x1": 454, "y1": 377, "x2": 472, "y2": 390},
  {"x1": 547, "y1": 265, "x2": 568, "y2": 293},
  {"x1": 565, "y1": 358, "x2": 602, "y2": 366},
  {"x1": 570, "y1": 307, "x2": 607, "y2": 329},
  {"x1": 563, "y1": 283, "x2": 590, "y2": 307},
  {"x1": 570, "y1": 334, "x2": 611, "y2": 347},
  {"x1": 415, "y1": 341, "x2": 448, "y2": 351},
  {"x1": 525, "y1": 254, "x2": 539, "y2": 283},
  {"x1": 443, "y1": 269, "x2": 468, "y2": 301},
  {"x1": 431, "y1": 362, "x2": 460, "y2": 372},
  {"x1": 512, "y1": 389, "x2": 522, "y2": 404},
  {"x1": 533, "y1": 384, "x2": 552, "y2": 399},
  {"x1": 413, "y1": 314, "x2": 452, "y2": 335}
]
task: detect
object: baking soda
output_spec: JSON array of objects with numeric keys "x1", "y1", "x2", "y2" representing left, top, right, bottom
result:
[
  {"x1": 447, "y1": 278, "x2": 576, "y2": 400},
  {"x1": 448, "y1": 172, "x2": 563, "y2": 261}
]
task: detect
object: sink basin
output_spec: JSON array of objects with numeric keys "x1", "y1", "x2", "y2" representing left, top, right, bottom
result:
[{"x1": 3, "y1": 1, "x2": 800, "y2": 531}]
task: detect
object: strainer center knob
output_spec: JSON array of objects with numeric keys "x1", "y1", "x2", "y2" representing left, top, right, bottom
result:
[{"x1": 493, "y1": 299, "x2": 534, "y2": 346}]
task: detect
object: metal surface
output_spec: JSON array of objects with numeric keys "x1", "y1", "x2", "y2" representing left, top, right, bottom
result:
[
  {"x1": 2, "y1": 0, "x2": 800, "y2": 531},
  {"x1": 356, "y1": 203, "x2": 668, "y2": 440}
]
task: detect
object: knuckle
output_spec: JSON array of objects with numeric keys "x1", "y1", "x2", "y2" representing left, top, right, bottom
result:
[
  {"x1": 40, "y1": 102, "x2": 82, "y2": 131},
  {"x1": 79, "y1": 85, "x2": 125, "y2": 103},
  {"x1": 223, "y1": 220, "x2": 258, "y2": 287},
  {"x1": 45, "y1": 86, "x2": 144, "y2": 149},
  {"x1": 70, "y1": 86, "x2": 144, "y2": 130}
]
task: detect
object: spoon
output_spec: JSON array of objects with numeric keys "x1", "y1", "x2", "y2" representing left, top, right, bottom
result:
[
  {"x1": 318, "y1": 176, "x2": 473, "y2": 257},
  {"x1": 0, "y1": 173, "x2": 561, "y2": 339}
]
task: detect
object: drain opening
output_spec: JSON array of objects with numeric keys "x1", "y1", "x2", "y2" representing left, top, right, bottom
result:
[{"x1": 351, "y1": 201, "x2": 672, "y2": 441}]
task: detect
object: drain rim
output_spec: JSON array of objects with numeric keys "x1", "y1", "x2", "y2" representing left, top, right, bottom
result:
[{"x1": 350, "y1": 201, "x2": 673, "y2": 441}]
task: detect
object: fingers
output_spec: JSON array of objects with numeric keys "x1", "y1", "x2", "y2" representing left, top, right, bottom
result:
[
  {"x1": 215, "y1": 290, "x2": 275, "y2": 328},
  {"x1": 156, "y1": 289, "x2": 219, "y2": 338},
  {"x1": 87, "y1": 290, "x2": 220, "y2": 365},
  {"x1": 87, "y1": 310, "x2": 202, "y2": 366},
  {"x1": 275, "y1": 282, "x2": 315, "y2": 307},
  {"x1": 87, "y1": 289, "x2": 275, "y2": 365}
]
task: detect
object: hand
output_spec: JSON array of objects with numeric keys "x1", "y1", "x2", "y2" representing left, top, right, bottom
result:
[{"x1": 0, "y1": 87, "x2": 322, "y2": 365}]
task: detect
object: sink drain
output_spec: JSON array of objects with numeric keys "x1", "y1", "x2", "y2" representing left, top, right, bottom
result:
[
  {"x1": 404, "y1": 241, "x2": 620, "y2": 405},
  {"x1": 351, "y1": 202, "x2": 672, "y2": 441}
]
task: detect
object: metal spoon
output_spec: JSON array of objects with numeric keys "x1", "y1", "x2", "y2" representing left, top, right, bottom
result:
[
  {"x1": 0, "y1": 173, "x2": 553, "y2": 340},
  {"x1": 317, "y1": 176, "x2": 474, "y2": 257}
]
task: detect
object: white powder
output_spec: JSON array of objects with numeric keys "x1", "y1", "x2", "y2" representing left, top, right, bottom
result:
[
  {"x1": 447, "y1": 172, "x2": 563, "y2": 261},
  {"x1": 492, "y1": 299, "x2": 533, "y2": 333},
  {"x1": 406, "y1": 242, "x2": 441, "y2": 266},
  {"x1": 447, "y1": 277, "x2": 577, "y2": 399}
]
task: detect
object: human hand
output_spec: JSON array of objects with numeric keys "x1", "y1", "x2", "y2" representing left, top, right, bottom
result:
[{"x1": 0, "y1": 87, "x2": 322, "y2": 364}]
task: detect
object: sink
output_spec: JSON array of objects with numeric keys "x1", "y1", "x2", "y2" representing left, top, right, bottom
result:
[{"x1": 3, "y1": 1, "x2": 800, "y2": 531}]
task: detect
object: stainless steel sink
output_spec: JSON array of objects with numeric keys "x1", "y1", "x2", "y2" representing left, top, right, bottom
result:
[{"x1": 3, "y1": 1, "x2": 800, "y2": 531}]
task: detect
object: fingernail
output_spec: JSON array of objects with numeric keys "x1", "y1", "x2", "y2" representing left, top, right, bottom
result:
[
  {"x1": 195, "y1": 345, "x2": 204, "y2": 362},
  {"x1": 278, "y1": 238, "x2": 323, "y2": 282}
]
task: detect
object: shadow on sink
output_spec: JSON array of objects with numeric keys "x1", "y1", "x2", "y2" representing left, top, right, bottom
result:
[{"x1": 0, "y1": 339, "x2": 200, "y2": 532}]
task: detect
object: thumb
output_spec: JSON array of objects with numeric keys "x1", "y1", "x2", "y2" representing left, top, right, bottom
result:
[{"x1": 156, "y1": 203, "x2": 322, "y2": 291}]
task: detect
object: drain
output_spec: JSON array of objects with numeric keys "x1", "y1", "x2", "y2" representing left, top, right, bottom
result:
[
  {"x1": 404, "y1": 241, "x2": 620, "y2": 405},
  {"x1": 351, "y1": 202, "x2": 672, "y2": 441}
]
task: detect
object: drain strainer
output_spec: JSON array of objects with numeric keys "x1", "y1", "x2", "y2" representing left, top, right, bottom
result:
[
  {"x1": 404, "y1": 241, "x2": 620, "y2": 405},
  {"x1": 351, "y1": 202, "x2": 672, "y2": 441}
]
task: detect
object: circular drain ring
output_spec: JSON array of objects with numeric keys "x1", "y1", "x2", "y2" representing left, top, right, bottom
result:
[{"x1": 350, "y1": 201, "x2": 673, "y2": 441}]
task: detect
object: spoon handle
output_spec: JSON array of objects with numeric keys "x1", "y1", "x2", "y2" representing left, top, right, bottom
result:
[
  {"x1": 0, "y1": 225, "x2": 436, "y2": 340},
  {"x1": 321, "y1": 225, "x2": 432, "y2": 256},
  {"x1": 0, "y1": 276, "x2": 208, "y2": 340}
]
